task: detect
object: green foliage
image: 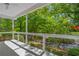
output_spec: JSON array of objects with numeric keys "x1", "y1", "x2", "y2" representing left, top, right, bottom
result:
[
  {"x1": 52, "y1": 50, "x2": 67, "y2": 56},
  {"x1": 46, "y1": 37, "x2": 75, "y2": 44},
  {"x1": 68, "y1": 48, "x2": 79, "y2": 56},
  {"x1": 0, "y1": 18, "x2": 12, "y2": 32},
  {"x1": 14, "y1": 16, "x2": 26, "y2": 32},
  {"x1": 29, "y1": 41, "x2": 42, "y2": 49},
  {"x1": 28, "y1": 3, "x2": 79, "y2": 34},
  {"x1": 46, "y1": 46, "x2": 67, "y2": 56},
  {"x1": 71, "y1": 32, "x2": 79, "y2": 35}
]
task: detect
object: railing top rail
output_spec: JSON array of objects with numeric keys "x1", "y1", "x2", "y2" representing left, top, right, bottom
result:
[
  {"x1": 27, "y1": 33, "x2": 79, "y2": 40},
  {"x1": 0, "y1": 32, "x2": 79, "y2": 40},
  {"x1": 0, "y1": 32, "x2": 25, "y2": 34}
]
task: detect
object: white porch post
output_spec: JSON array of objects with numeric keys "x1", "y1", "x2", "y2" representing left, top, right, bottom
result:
[
  {"x1": 26, "y1": 16, "x2": 28, "y2": 44},
  {"x1": 12, "y1": 19, "x2": 15, "y2": 40},
  {"x1": 17, "y1": 33, "x2": 19, "y2": 41},
  {"x1": 43, "y1": 35, "x2": 46, "y2": 51}
]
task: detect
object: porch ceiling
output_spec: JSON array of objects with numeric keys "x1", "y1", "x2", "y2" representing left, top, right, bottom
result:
[{"x1": 0, "y1": 3, "x2": 47, "y2": 19}]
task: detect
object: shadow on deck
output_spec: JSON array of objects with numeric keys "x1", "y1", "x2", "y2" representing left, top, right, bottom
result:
[{"x1": 0, "y1": 41, "x2": 18, "y2": 56}]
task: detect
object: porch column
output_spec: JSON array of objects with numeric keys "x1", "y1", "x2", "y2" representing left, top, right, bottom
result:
[
  {"x1": 17, "y1": 33, "x2": 19, "y2": 41},
  {"x1": 12, "y1": 19, "x2": 15, "y2": 40},
  {"x1": 43, "y1": 35, "x2": 46, "y2": 51},
  {"x1": 26, "y1": 16, "x2": 28, "y2": 44}
]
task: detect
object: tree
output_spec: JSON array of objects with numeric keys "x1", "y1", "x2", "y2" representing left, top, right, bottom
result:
[
  {"x1": 28, "y1": 3, "x2": 73, "y2": 34},
  {"x1": 14, "y1": 16, "x2": 26, "y2": 32},
  {"x1": 0, "y1": 18, "x2": 12, "y2": 32}
]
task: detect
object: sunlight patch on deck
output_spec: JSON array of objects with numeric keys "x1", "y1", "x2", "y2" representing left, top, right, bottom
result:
[{"x1": 4, "y1": 40, "x2": 34, "y2": 56}]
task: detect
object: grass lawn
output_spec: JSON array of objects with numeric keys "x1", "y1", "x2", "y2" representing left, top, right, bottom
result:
[{"x1": 71, "y1": 32, "x2": 79, "y2": 35}]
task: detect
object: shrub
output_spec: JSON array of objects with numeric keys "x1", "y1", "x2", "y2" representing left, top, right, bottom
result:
[
  {"x1": 62, "y1": 39, "x2": 75, "y2": 44},
  {"x1": 29, "y1": 42, "x2": 42, "y2": 49},
  {"x1": 46, "y1": 46, "x2": 67, "y2": 56},
  {"x1": 52, "y1": 50, "x2": 67, "y2": 56},
  {"x1": 46, "y1": 37, "x2": 75, "y2": 44},
  {"x1": 68, "y1": 48, "x2": 79, "y2": 56}
]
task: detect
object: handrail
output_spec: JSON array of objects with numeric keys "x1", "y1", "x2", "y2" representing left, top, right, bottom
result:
[
  {"x1": 0, "y1": 32, "x2": 12, "y2": 34},
  {"x1": 0, "y1": 32, "x2": 26, "y2": 34},
  {"x1": 0, "y1": 32, "x2": 79, "y2": 40},
  {"x1": 27, "y1": 33, "x2": 79, "y2": 40}
]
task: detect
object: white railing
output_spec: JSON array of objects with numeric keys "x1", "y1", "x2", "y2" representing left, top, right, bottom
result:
[
  {"x1": 27, "y1": 33, "x2": 79, "y2": 40},
  {"x1": 1, "y1": 32, "x2": 79, "y2": 40},
  {"x1": 0, "y1": 32, "x2": 79, "y2": 51}
]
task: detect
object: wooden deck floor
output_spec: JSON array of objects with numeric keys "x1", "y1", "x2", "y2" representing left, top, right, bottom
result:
[{"x1": 0, "y1": 41, "x2": 18, "y2": 56}]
